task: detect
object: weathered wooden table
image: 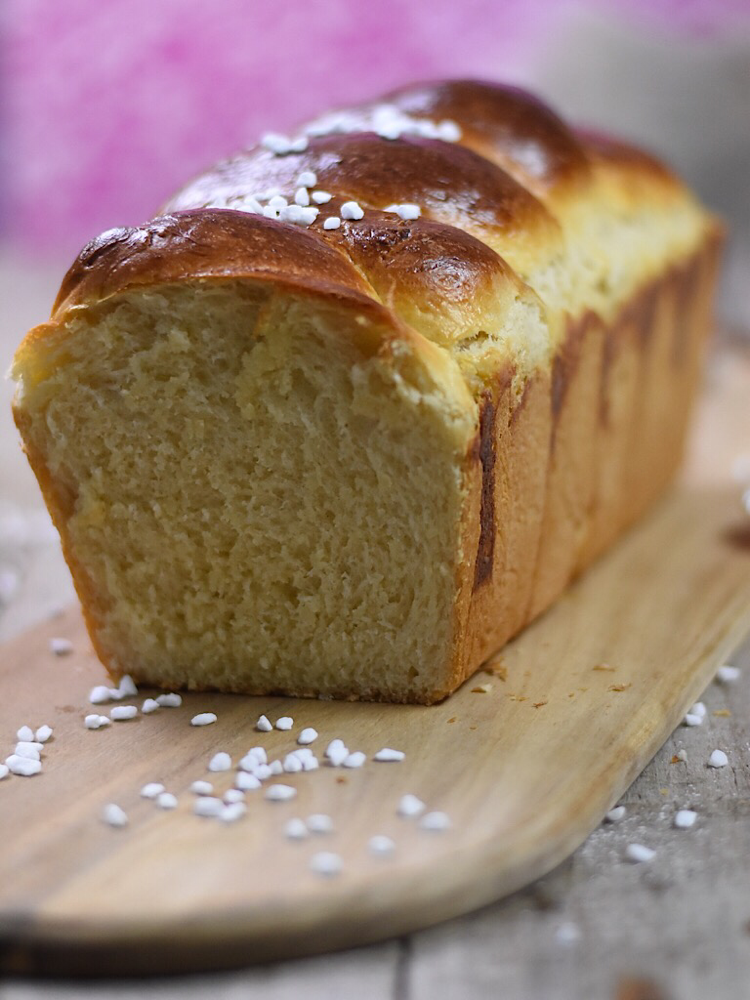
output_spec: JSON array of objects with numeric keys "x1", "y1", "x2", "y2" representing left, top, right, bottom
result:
[{"x1": 1, "y1": 258, "x2": 749, "y2": 999}]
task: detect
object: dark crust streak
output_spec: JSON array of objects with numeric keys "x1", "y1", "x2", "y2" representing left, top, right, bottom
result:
[
  {"x1": 473, "y1": 395, "x2": 497, "y2": 590},
  {"x1": 552, "y1": 314, "x2": 588, "y2": 421}
]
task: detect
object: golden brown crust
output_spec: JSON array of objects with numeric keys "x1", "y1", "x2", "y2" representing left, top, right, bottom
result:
[
  {"x1": 166, "y1": 132, "x2": 557, "y2": 254},
  {"x1": 350, "y1": 79, "x2": 592, "y2": 194},
  {"x1": 53, "y1": 209, "x2": 379, "y2": 318}
]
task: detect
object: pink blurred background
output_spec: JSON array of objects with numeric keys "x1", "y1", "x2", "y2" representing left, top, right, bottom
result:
[{"x1": 3, "y1": 0, "x2": 750, "y2": 325}]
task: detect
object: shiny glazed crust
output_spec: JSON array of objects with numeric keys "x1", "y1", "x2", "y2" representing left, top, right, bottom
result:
[{"x1": 12, "y1": 80, "x2": 722, "y2": 703}]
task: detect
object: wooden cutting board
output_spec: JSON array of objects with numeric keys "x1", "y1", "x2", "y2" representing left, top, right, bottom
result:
[{"x1": 1, "y1": 352, "x2": 749, "y2": 977}]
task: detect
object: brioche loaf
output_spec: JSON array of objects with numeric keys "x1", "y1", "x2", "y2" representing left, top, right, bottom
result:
[{"x1": 11, "y1": 80, "x2": 721, "y2": 703}]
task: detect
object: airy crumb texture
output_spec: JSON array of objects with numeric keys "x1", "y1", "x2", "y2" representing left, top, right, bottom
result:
[{"x1": 14, "y1": 283, "x2": 472, "y2": 704}]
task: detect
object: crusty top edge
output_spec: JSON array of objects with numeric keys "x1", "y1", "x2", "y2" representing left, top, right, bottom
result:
[
  {"x1": 51, "y1": 209, "x2": 380, "y2": 320},
  {"x1": 303, "y1": 78, "x2": 592, "y2": 197}
]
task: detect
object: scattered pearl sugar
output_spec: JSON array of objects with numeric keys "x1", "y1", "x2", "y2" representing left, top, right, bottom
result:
[
  {"x1": 140, "y1": 782, "x2": 165, "y2": 799},
  {"x1": 191, "y1": 780, "x2": 213, "y2": 795},
  {"x1": 294, "y1": 187, "x2": 310, "y2": 207},
  {"x1": 208, "y1": 752, "x2": 232, "y2": 772},
  {"x1": 239, "y1": 750, "x2": 264, "y2": 771},
  {"x1": 0, "y1": 764, "x2": 8, "y2": 780},
  {"x1": 368, "y1": 835, "x2": 395, "y2": 857},
  {"x1": 605, "y1": 806, "x2": 626, "y2": 823},
  {"x1": 256, "y1": 715, "x2": 273, "y2": 732},
  {"x1": 343, "y1": 751, "x2": 366, "y2": 769},
  {"x1": 191, "y1": 713, "x2": 217, "y2": 727},
  {"x1": 690, "y1": 702, "x2": 707, "y2": 719},
  {"x1": 14, "y1": 743, "x2": 42, "y2": 760},
  {"x1": 674, "y1": 809, "x2": 698, "y2": 829},
  {"x1": 260, "y1": 132, "x2": 307, "y2": 155},
  {"x1": 373, "y1": 748, "x2": 405, "y2": 762},
  {"x1": 387, "y1": 203, "x2": 421, "y2": 221},
  {"x1": 419, "y1": 811, "x2": 451, "y2": 832},
  {"x1": 270, "y1": 760, "x2": 283, "y2": 775},
  {"x1": 49, "y1": 637, "x2": 73, "y2": 656},
  {"x1": 327, "y1": 746, "x2": 349, "y2": 767},
  {"x1": 310, "y1": 852, "x2": 342, "y2": 877},
  {"x1": 89, "y1": 685, "x2": 112, "y2": 705},
  {"x1": 284, "y1": 755, "x2": 303, "y2": 773},
  {"x1": 117, "y1": 675, "x2": 138, "y2": 697},
  {"x1": 265, "y1": 783, "x2": 297, "y2": 802},
  {"x1": 307, "y1": 813, "x2": 333, "y2": 834},
  {"x1": 16, "y1": 725, "x2": 34, "y2": 742},
  {"x1": 716, "y1": 665, "x2": 741, "y2": 684},
  {"x1": 323, "y1": 216, "x2": 341, "y2": 230},
  {"x1": 684, "y1": 713, "x2": 702, "y2": 727},
  {"x1": 285, "y1": 818, "x2": 308, "y2": 840},
  {"x1": 6, "y1": 755, "x2": 42, "y2": 776},
  {"x1": 297, "y1": 170, "x2": 317, "y2": 187},
  {"x1": 224, "y1": 788, "x2": 245, "y2": 804},
  {"x1": 275, "y1": 717, "x2": 294, "y2": 731},
  {"x1": 675, "y1": 749, "x2": 688, "y2": 762},
  {"x1": 157, "y1": 792, "x2": 178, "y2": 810},
  {"x1": 326, "y1": 739, "x2": 346, "y2": 756},
  {"x1": 85, "y1": 714, "x2": 111, "y2": 729},
  {"x1": 110, "y1": 705, "x2": 138, "y2": 721},
  {"x1": 194, "y1": 796, "x2": 223, "y2": 817},
  {"x1": 102, "y1": 804, "x2": 128, "y2": 828},
  {"x1": 235, "y1": 772, "x2": 262, "y2": 791},
  {"x1": 142, "y1": 698, "x2": 160, "y2": 714},
  {"x1": 298, "y1": 728, "x2": 318, "y2": 745},
  {"x1": 341, "y1": 201, "x2": 364, "y2": 221},
  {"x1": 312, "y1": 190, "x2": 332, "y2": 204},
  {"x1": 156, "y1": 693, "x2": 182, "y2": 708},
  {"x1": 555, "y1": 923, "x2": 581, "y2": 945},
  {"x1": 220, "y1": 802, "x2": 247, "y2": 823},
  {"x1": 398, "y1": 794, "x2": 425, "y2": 818},
  {"x1": 625, "y1": 843, "x2": 655, "y2": 863},
  {"x1": 254, "y1": 764, "x2": 273, "y2": 780},
  {"x1": 35, "y1": 725, "x2": 53, "y2": 743},
  {"x1": 301, "y1": 756, "x2": 319, "y2": 772},
  {"x1": 709, "y1": 749, "x2": 728, "y2": 768}
]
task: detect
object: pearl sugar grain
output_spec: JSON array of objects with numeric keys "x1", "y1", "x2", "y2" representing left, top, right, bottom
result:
[
  {"x1": 102, "y1": 804, "x2": 128, "y2": 828},
  {"x1": 368, "y1": 835, "x2": 395, "y2": 856},
  {"x1": 625, "y1": 843, "x2": 655, "y2": 863},
  {"x1": 398, "y1": 794, "x2": 425, "y2": 818},
  {"x1": 307, "y1": 813, "x2": 333, "y2": 834},
  {"x1": 265, "y1": 784, "x2": 297, "y2": 802},
  {"x1": 191, "y1": 713, "x2": 217, "y2": 727},
  {"x1": 110, "y1": 705, "x2": 138, "y2": 721},
  {"x1": 419, "y1": 811, "x2": 451, "y2": 832},
  {"x1": 674, "y1": 809, "x2": 698, "y2": 829},
  {"x1": 5, "y1": 755, "x2": 42, "y2": 776},
  {"x1": 156, "y1": 693, "x2": 182, "y2": 708},
  {"x1": 310, "y1": 852, "x2": 342, "y2": 877},
  {"x1": 373, "y1": 748, "x2": 405, "y2": 762},
  {"x1": 208, "y1": 752, "x2": 232, "y2": 772}
]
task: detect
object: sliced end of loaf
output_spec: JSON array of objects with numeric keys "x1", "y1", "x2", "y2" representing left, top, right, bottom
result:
[{"x1": 13, "y1": 279, "x2": 478, "y2": 703}]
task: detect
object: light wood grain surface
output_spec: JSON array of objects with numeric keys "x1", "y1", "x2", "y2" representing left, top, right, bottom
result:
[{"x1": 1, "y1": 257, "x2": 750, "y2": 998}]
